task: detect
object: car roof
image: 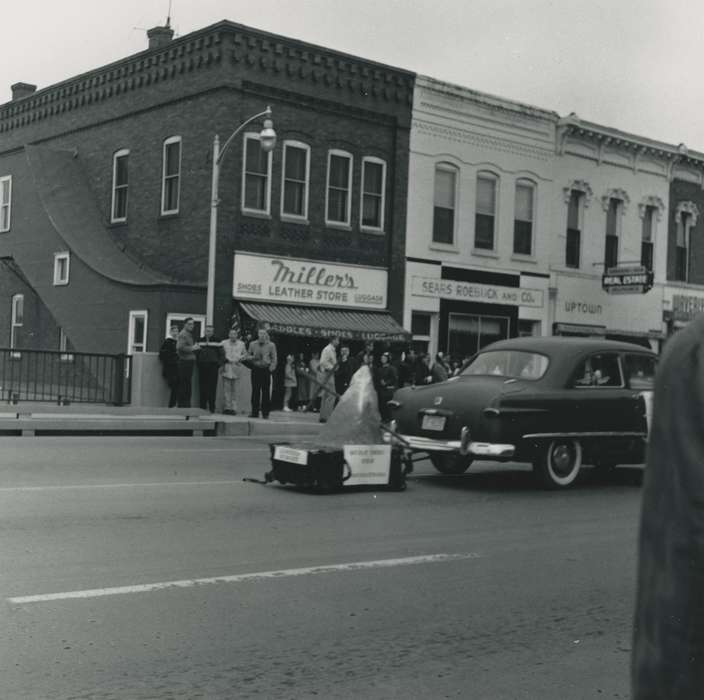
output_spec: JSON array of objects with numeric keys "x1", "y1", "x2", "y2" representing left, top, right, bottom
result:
[{"x1": 481, "y1": 336, "x2": 655, "y2": 356}]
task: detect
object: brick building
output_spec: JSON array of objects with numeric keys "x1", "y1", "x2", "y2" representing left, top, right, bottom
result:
[{"x1": 0, "y1": 20, "x2": 413, "y2": 359}]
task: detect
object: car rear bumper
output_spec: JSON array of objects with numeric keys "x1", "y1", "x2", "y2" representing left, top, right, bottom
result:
[{"x1": 393, "y1": 433, "x2": 516, "y2": 459}]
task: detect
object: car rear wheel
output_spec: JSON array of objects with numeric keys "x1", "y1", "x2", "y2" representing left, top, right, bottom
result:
[
  {"x1": 429, "y1": 453, "x2": 472, "y2": 475},
  {"x1": 534, "y1": 439, "x2": 582, "y2": 489}
]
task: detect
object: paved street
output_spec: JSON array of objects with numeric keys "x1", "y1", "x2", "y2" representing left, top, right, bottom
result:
[{"x1": 0, "y1": 436, "x2": 644, "y2": 699}]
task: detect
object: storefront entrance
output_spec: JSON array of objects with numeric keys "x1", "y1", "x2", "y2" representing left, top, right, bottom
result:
[{"x1": 447, "y1": 313, "x2": 510, "y2": 358}]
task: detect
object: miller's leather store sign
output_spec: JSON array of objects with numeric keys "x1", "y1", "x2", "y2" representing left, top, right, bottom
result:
[{"x1": 233, "y1": 253, "x2": 388, "y2": 310}]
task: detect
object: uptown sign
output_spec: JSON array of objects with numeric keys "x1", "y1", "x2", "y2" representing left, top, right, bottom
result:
[{"x1": 233, "y1": 253, "x2": 388, "y2": 310}]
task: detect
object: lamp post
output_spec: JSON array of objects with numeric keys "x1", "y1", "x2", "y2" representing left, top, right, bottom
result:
[{"x1": 206, "y1": 106, "x2": 276, "y2": 327}]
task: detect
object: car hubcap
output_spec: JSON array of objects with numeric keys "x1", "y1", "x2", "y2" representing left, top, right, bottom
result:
[{"x1": 551, "y1": 443, "x2": 574, "y2": 476}]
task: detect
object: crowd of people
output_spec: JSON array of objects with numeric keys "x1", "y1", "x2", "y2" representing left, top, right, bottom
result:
[{"x1": 159, "y1": 321, "x2": 469, "y2": 420}]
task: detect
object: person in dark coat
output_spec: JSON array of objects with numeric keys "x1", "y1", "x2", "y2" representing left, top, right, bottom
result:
[
  {"x1": 335, "y1": 346, "x2": 352, "y2": 397},
  {"x1": 632, "y1": 313, "x2": 704, "y2": 699},
  {"x1": 398, "y1": 348, "x2": 417, "y2": 387},
  {"x1": 376, "y1": 352, "x2": 398, "y2": 423},
  {"x1": 176, "y1": 317, "x2": 199, "y2": 407},
  {"x1": 158, "y1": 324, "x2": 180, "y2": 408},
  {"x1": 430, "y1": 353, "x2": 449, "y2": 383},
  {"x1": 196, "y1": 324, "x2": 224, "y2": 413}
]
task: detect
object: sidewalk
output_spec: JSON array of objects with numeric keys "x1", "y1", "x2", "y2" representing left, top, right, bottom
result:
[{"x1": 0, "y1": 403, "x2": 323, "y2": 438}]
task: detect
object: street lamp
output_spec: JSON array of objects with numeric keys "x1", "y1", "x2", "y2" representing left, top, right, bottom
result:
[{"x1": 206, "y1": 106, "x2": 276, "y2": 327}]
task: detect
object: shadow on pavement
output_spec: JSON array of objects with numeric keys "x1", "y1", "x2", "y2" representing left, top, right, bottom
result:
[{"x1": 412, "y1": 464, "x2": 644, "y2": 493}]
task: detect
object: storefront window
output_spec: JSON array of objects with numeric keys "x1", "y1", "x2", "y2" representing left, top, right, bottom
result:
[{"x1": 447, "y1": 313, "x2": 509, "y2": 358}]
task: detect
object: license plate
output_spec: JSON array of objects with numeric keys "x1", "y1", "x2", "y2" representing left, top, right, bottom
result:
[
  {"x1": 422, "y1": 415, "x2": 446, "y2": 431},
  {"x1": 273, "y1": 446, "x2": 308, "y2": 465}
]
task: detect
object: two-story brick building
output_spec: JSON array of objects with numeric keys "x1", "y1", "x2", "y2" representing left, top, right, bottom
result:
[{"x1": 0, "y1": 20, "x2": 413, "y2": 360}]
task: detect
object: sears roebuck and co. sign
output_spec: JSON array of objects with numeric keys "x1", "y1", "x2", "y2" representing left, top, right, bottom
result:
[
  {"x1": 233, "y1": 253, "x2": 388, "y2": 310},
  {"x1": 411, "y1": 276, "x2": 544, "y2": 308}
]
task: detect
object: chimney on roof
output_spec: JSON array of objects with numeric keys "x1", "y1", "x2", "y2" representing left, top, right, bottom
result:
[
  {"x1": 11, "y1": 82, "x2": 37, "y2": 101},
  {"x1": 147, "y1": 24, "x2": 174, "y2": 50}
]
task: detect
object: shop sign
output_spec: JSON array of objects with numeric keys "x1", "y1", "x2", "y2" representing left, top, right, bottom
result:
[
  {"x1": 411, "y1": 276, "x2": 543, "y2": 308},
  {"x1": 233, "y1": 253, "x2": 387, "y2": 310},
  {"x1": 672, "y1": 293, "x2": 704, "y2": 322},
  {"x1": 602, "y1": 266, "x2": 653, "y2": 294},
  {"x1": 262, "y1": 322, "x2": 408, "y2": 342}
]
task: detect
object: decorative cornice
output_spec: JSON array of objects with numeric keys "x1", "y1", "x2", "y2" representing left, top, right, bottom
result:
[
  {"x1": 563, "y1": 179, "x2": 594, "y2": 207},
  {"x1": 675, "y1": 200, "x2": 700, "y2": 226},
  {"x1": 638, "y1": 196, "x2": 665, "y2": 221},
  {"x1": 414, "y1": 120, "x2": 553, "y2": 162},
  {"x1": 601, "y1": 188, "x2": 630, "y2": 212},
  {"x1": 0, "y1": 21, "x2": 414, "y2": 136}
]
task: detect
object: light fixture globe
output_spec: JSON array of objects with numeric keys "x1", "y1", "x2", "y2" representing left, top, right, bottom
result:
[{"x1": 259, "y1": 118, "x2": 276, "y2": 152}]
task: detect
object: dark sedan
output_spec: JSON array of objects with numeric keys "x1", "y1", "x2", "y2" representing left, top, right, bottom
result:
[{"x1": 388, "y1": 337, "x2": 656, "y2": 489}]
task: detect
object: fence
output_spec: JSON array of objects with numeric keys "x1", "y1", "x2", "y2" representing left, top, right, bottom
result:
[{"x1": 0, "y1": 348, "x2": 131, "y2": 405}]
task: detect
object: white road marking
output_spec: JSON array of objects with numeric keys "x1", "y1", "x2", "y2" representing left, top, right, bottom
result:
[
  {"x1": 0, "y1": 480, "x2": 248, "y2": 493},
  {"x1": 8, "y1": 553, "x2": 482, "y2": 605}
]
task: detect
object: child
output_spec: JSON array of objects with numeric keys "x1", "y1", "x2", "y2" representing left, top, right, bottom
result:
[{"x1": 283, "y1": 354, "x2": 297, "y2": 412}]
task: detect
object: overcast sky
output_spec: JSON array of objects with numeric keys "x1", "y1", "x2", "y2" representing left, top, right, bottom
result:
[{"x1": 4, "y1": 1, "x2": 700, "y2": 148}]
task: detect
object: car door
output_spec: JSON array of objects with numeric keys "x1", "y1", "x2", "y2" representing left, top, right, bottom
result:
[
  {"x1": 623, "y1": 352, "x2": 656, "y2": 435},
  {"x1": 568, "y1": 352, "x2": 642, "y2": 434}
]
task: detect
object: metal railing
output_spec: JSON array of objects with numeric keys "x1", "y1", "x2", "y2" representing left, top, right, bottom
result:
[{"x1": 0, "y1": 348, "x2": 131, "y2": 405}]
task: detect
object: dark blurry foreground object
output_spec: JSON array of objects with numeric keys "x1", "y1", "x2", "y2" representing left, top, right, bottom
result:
[{"x1": 632, "y1": 314, "x2": 704, "y2": 699}]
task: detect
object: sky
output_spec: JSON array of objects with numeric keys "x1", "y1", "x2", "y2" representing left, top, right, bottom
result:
[{"x1": 3, "y1": 0, "x2": 701, "y2": 149}]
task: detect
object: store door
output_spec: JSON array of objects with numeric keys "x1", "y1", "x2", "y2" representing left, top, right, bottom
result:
[{"x1": 447, "y1": 313, "x2": 510, "y2": 358}]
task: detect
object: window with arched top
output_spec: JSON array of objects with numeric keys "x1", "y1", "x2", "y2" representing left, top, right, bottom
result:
[
  {"x1": 475, "y1": 171, "x2": 498, "y2": 251},
  {"x1": 10, "y1": 294, "x2": 23, "y2": 349},
  {"x1": 242, "y1": 132, "x2": 273, "y2": 215},
  {"x1": 360, "y1": 157, "x2": 386, "y2": 232},
  {"x1": 111, "y1": 149, "x2": 129, "y2": 223},
  {"x1": 432, "y1": 163, "x2": 458, "y2": 245},
  {"x1": 325, "y1": 149, "x2": 353, "y2": 226},
  {"x1": 281, "y1": 141, "x2": 310, "y2": 220},
  {"x1": 674, "y1": 201, "x2": 699, "y2": 282},
  {"x1": 513, "y1": 179, "x2": 535, "y2": 256},
  {"x1": 161, "y1": 136, "x2": 182, "y2": 215}
]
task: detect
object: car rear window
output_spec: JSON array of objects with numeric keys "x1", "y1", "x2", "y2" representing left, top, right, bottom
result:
[
  {"x1": 461, "y1": 350, "x2": 549, "y2": 380},
  {"x1": 624, "y1": 353, "x2": 656, "y2": 390}
]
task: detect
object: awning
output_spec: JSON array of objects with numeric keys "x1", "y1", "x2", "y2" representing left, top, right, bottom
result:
[{"x1": 239, "y1": 302, "x2": 411, "y2": 342}]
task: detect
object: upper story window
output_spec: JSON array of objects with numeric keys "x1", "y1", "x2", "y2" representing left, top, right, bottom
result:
[
  {"x1": 0, "y1": 175, "x2": 11, "y2": 232},
  {"x1": 566, "y1": 190, "x2": 583, "y2": 268},
  {"x1": 242, "y1": 133, "x2": 272, "y2": 215},
  {"x1": 281, "y1": 141, "x2": 310, "y2": 220},
  {"x1": 326, "y1": 150, "x2": 353, "y2": 226},
  {"x1": 128, "y1": 310, "x2": 148, "y2": 354},
  {"x1": 360, "y1": 157, "x2": 386, "y2": 232},
  {"x1": 513, "y1": 180, "x2": 535, "y2": 256},
  {"x1": 641, "y1": 205, "x2": 656, "y2": 272},
  {"x1": 604, "y1": 198, "x2": 623, "y2": 269},
  {"x1": 676, "y1": 211, "x2": 692, "y2": 282},
  {"x1": 475, "y1": 172, "x2": 497, "y2": 250},
  {"x1": 10, "y1": 294, "x2": 23, "y2": 349},
  {"x1": 111, "y1": 149, "x2": 129, "y2": 223},
  {"x1": 161, "y1": 136, "x2": 181, "y2": 215},
  {"x1": 53, "y1": 252, "x2": 70, "y2": 286},
  {"x1": 432, "y1": 164, "x2": 457, "y2": 245}
]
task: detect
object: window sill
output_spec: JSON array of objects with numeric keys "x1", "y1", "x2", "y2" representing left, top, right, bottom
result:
[
  {"x1": 159, "y1": 211, "x2": 180, "y2": 220},
  {"x1": 325, "y1": 222, "x2": 352, "y2": 232},
  {"x1": 108, "y1": 220, "x2": 128, "y2": 228},
  {"x1": 360, "y1": 227, "x2": 385, "y2": 236},
  {"x1": 241, "y1": 209, "x2": 271, "y2": 220},
  {"x1": 280, "y1": 214, "x2": 309, "y2": 225},
  {"x1": 428, "y1": 242, "x2": 459, "y2": 254},
  {"x1": 53, "y1": 281, "x2": 69, "y2": 287},
  {"x1": 510, "y1": 254, "x2": 537, "y2": 264},
  {"x1": 471, "y1": 247, "x2": 499, "y2": 259}
]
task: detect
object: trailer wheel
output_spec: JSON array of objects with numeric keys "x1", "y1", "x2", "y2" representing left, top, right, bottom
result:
[{"x1": 429, "y1": 453, "x2": 472, "y2": 475}]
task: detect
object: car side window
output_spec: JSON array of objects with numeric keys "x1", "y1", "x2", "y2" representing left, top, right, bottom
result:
[
  {"x1": 624, "y1": 354, "x2": 656, "y2": 390},
  {"x1": 573, "y1": 353, "x2": 624, "y2": 388}
]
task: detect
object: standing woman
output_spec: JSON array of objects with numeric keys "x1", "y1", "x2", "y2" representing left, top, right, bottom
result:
[
  {"x1": 282, "y1": 354, "x2": 297, "y2": 412},
  {"x1": 306, "y1": 351, "x2": 321, "y2": 412},
  {"x1": 295, "y1": 353, "x2": 310, "y2": 411}
]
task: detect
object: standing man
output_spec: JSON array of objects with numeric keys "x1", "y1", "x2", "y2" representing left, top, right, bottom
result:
[
  {"x1": 334, "y1": 345, "x2": 352, "y2": 397},
  {"x1": 318, "y1": 335, "x2": 340, "y2": 423},
  {"x1": 221, "y1": 328, "x2": 247, "y2": 415},
  {"x1": 196, "y1": 324, "x2": 224, "y2": 413},
  {"x1": 248, "y1": 328, "x2": 277, "y2": 419},
  {"x1": 158, "y1": 324, "x2": 180, "y2": 408},
  {"x1": 176, "y1": 318, "x2": 199, "y2": 408},
  {"x1": 377, "y1": 351, "x2": 398, "y2": 423}
]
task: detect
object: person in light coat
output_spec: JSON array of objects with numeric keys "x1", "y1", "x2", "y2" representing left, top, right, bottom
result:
[
  {"x1": 317, "y1": 335, "x2": 340, "y2": 423},
  {"x1": 220, "y1": 328, "x2": 247, "y2": 415}
]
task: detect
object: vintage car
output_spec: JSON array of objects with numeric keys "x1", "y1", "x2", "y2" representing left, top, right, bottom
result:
[{"x1": 388, "y1": 337, "x2": 656, "y2": 489}]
